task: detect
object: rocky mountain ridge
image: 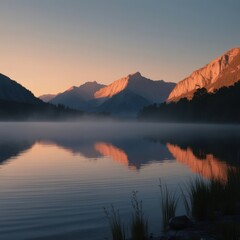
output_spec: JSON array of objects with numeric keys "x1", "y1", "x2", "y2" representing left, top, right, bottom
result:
[
  {"x1": 167, "y1": 48, "x2": 240, "y2": 102},
  {"x1": 44, "y1": 72, "x2": 175, "y2": 116}
]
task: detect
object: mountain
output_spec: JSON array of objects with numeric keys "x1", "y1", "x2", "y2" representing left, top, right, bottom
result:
[
  {"x1": 95, "y1": 72, "x2": 175, "y2": 103},
  {"x1": 139, "y1": 81, "x2": 240, "y2": 123},
  {"x1": 93, "y1": 72, "x2": 175, "y2": 116},
  {"x1": 0, "y1": 73, "x2": 40, "y2": 104},
  {"x1": 97, "y1": 90, "x2": 150, "y2": 116},
  {"x1": 167, "y1": 48, "x2": 240, "y2": 102},
  {"x1": 39, "y1": 94, "x2": 56, "y2": 102},
  {"x1": 44, "y1": 72, "x2": 175, "y2": 116},
  {"x1": 0, "y1": 73, "x2": 84, "y2": 120},
  {"x1": 49, "y1": 81, "x2": 105, "y2": 110}
]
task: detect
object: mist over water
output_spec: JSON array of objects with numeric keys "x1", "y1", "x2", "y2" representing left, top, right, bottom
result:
[
  {"x1": 1, "y1": 121, "x2": 239, "y2": 140},
  {"x1": 0, "y1": 121, "x2": 239, "y2": 240}
]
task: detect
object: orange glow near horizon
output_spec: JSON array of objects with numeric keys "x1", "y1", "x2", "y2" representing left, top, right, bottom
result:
[
  {"x1": 0, "y1": 36, "x2": 178, "y2": 97},
  {"x1": 1, "y1": 58, "x2": 177, "y2": 97},
  {"x1": 1, "y1": 1, "x2": 239, "y2": 97}
]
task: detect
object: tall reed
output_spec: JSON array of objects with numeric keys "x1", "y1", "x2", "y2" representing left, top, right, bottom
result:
[
  {"x1": 183, "y1": 177, "x2": 211, "y2": 220},
  {"x1": 159, "y1": 180, "x2": 178, "y2": 231},
  {"x1": 130, "y1": 191, "x2": 149, "y2": 240},
  {"x1": 104, "y1": 205, "x2": 126, "y2": 240},
  {"x1": 182, "y1": 169, "x2": 240, "y2": 220},
  {"x1": 224, "y1": 168, "x2": 240, "y2": 214}
]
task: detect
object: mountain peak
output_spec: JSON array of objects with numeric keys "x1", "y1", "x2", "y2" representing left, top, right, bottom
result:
[
  {"x1": 227, "y1": 47, "x2": 240, "y2": 55},
  {"x1": 80, "y1": 81, "x2": 99, "y2": 87},
  {"x1": 67, "y1": 86, "x2": 77, "y2": 92},
  {"x1": 94, "y1": 72, "x2": 143, "y2": 99},
  {"x1": 128, "y1": 72, "x2": 142, "y2": 78},
  {"x1": 167, "y1": 47, "x2": 240, "y2": 102},
  {"x1": 94, "y1": 72, "x2": 175, "y2": 103}
]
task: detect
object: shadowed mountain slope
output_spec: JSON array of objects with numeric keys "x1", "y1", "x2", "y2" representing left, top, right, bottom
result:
[
  {"x1": 39, "y1": 94, "x2": 56, "y2": 102},
  {"x1": 0, "y1": 73, "x2": 40, "y2": 104},
  {"x1": 49, "y1": 81, "x2": 105, "y2": 110}
]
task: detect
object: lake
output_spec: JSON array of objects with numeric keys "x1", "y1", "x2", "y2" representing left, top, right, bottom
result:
[{"x1": 0, "y1": 122, "x2": 239, "y2": 240}]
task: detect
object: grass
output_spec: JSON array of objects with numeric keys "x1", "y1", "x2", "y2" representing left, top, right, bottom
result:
[
  {"x1": 105, "y1": 168, "x2": 240, "y2": 239},
  {"x1": 183, "y1": 177, "x2": 211, "y2": 220},
  {"x1": 130, "y1": 191, "x2": 149, "y2": 240},
  {"x1": 104, "y1": 191, "x2": 148, "y2": 240},
  {"x1": 223, "y1": 168, "x2": 240, "y2": 215},
  {"x1": 104, "y1": 205, "x2": 126, "y2": 240},
  {"x1": 159, "y1": 180, "x2": 179, "y2": 231},
  {"x1": 182, "y1": 168, "x2": 240, "y2": 221}
]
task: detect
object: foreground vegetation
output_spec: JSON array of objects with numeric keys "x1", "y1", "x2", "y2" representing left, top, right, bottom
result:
[
  {"x1": 104, "y1": 191, "x2": 149, "y2": 240},
  {"x1": 105, "y1": 169, "x2": 240, "y2": 240},
  {"x1": 183, "y1": 169, "x2": 240, "y2": 221}
]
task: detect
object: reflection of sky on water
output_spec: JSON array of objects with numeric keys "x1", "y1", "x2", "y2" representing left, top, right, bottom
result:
[
  {"x1": 0, "y1": 122, "x2": 239, "y2": 180},
  {"x1": 0, "y1": 122, "x2": 239, "y2": 239}
]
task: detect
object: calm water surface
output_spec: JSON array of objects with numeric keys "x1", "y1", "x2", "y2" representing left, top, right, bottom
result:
[{"x1": 0, "y1": 122, "x2": 239, "y2": 240}]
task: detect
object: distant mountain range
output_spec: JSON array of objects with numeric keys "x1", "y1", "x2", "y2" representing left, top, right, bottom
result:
[
  {"x1": 40, "y1": 47, "x2": 240, "y2": 116},
  {"x1": 40, "y1": 72, "x2": 175, "y2": 116},
  {"x1": 49, "y1": 81, "x2": 105, "y2": 111},
  {"x1": 1, "y1": 47, "x2": 240, "y2": 120},
  {"x1": 167, "y1": 48, "x2": 240, "y2": 102}
]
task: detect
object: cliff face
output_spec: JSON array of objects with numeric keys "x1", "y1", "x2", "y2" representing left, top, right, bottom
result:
[{"x1": 167, "y1": 48, "x2": 240, "y2": 102}]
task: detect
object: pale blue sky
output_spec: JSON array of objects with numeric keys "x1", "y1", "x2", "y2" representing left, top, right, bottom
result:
[{"x1": 0, "y1": 0, "x2": 239, "y2": 95}]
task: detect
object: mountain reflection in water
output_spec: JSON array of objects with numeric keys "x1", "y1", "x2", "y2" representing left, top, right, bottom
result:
[
  {"x1": 95, "y1": 142, "x2": 132, "y2": 168},
  {"x1": 0, "y1": 123, "x2": 239, "y2": 182},
  {"x1": 0, "y1": 123, "x2": 239, "y2": 240},
  {"x1": 166, "y1": 143, "x2": 232, "y2": 182}
]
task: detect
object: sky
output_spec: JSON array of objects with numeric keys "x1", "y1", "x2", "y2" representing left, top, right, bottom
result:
[{"x1": 0, "y1": 0, "x2": 239, "y2": 96}]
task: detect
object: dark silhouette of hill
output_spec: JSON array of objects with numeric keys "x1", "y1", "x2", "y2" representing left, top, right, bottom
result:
[
  {"x1": 139, "y1": 81, "x2": 240, "y2": 123},
  {"x1": 0, "y1": 73, "x2": 40, "y2": 104},
  {"x1": 0, "y1": 99, "x2": 84, "y2": 120},
  {"x1": 0, "y1": 73, "x2": 85, "y2": 120}
]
